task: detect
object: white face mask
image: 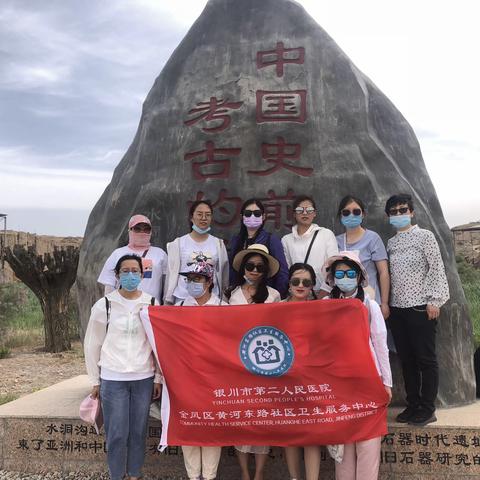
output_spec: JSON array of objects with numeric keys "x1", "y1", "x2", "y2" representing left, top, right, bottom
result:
[{"x1": 186, "y1": 281, "x2": 206, "y2": 298}]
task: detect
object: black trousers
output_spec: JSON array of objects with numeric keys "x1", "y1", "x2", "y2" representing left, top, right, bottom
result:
[{"x1": 388, "y1": 306, "x2": 438, "y2": 413}]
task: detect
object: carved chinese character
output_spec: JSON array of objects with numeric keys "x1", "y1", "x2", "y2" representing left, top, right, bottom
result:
[
  {"x1": 45, "y1": 423, "x2": 58, "y2": 435},
  {"x1": 17, "y1": 439, "x2": 29, "y2": 450},
  {"x1": 434, "y1": 433, "x2": 451, "y2": 447},
  {"x1": 184, "y1": 97, "x2": 243, "y2": 132},
  {"x1": 415, "y1": 433, "x2": 431, "y2": 447},
  {"x1": 382, "y1": 433, "x2": 395, "y2": 445},
  {"x1": 256, "y1": 42, "x2": 305, "y2": 77},
  {"x1": 418, "y1": 451, "x2": 433, "y2": 465},
  {"x1": 248, "y1": 137, "x2": 312, "y2": 177},
  {"x1": 31, "y1": 439, "x2": 43, "y2": 451},
  {"x1": 399, "y1": 451, "x2": 414, "y2": 464},
  {"x1": 184, "y1": 141, "x2": 241, "y2": 180},
  {"x1": 398, "y1": 432, "x2": 413, "y2": 446},
  {"x1": 436, "y1": 452, "x2": 452, "y2": 465},
  {"x1": 453, "y1": 434, "x2": 469, "y2": 448},
  {"x1": 455, "y1": 453, "x2": 471, "y2": 466},
  {"x1": 256, "y1": 90, "x2": 306, "y2": 123},
  {"x1": 260, "y1": 188, "x2": 296, "y2": 230}
]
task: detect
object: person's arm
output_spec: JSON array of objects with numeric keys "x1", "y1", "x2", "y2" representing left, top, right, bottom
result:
[
  {"x1": 269, "y1": 234, "x2": 290, "y2": 298},
  {"x1": 97, "y1": 251, "x2": 118, "y2": 291},
  {"x1": 281, "y1": 235, "x2": 293, "y2": 267},
  {"x1": 422, "y1": 231, "x2": 450, "y2": 319},
  {"x1": 83, "y1": 302, "x2": 108, "y2": 396},
  {"x1": 368, "y1": 299, "x2": 393, "y2": 389},
  {"x1": 375, "y1": 260, "x2": 390, "y2": 319},
  {"x1": 163, "y1": 239, "x2": 180, "y2": 305}
]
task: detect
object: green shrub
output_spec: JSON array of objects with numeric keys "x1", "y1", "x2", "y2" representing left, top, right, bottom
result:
[
  {"x1": 0, "y1": 394, "x2": 18, "y2": 405},
  {"x1": 0, "y1": 345, "x2": 10, "y2": 359},
  {"x1": 457, "y1": 256, "x2": 480, "y2": 347}
]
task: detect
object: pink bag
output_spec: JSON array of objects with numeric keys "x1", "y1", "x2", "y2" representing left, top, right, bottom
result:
[{"x1": 79, "y1": 394, "x2": 104, "y2": 434}]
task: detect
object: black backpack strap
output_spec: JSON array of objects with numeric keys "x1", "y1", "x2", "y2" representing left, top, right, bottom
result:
[
  {"x1": 180, "y1": 300, "x2": 185, "y2": 306},
  {"x1": 142, "y1": 249, "x2": 149, "y2": 258},
  {"x1": 150, "y1": 296, "x2": 156, "y2": 306},
  {"x1": 104, "y1": 297, "x2": 111, "y2": 332},
  {"x1": 304, "y1": 230, "x2": 319, "y2": 264}
]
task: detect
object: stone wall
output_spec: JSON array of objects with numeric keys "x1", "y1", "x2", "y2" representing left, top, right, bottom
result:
[
  {"x1": 0, "y1": 231, "x2": 82, "y2": 284},
  {"x1": 453, "y1": 228, "x2": 480, "y2": 267}
]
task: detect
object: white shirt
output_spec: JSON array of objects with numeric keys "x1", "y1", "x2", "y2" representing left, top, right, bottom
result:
[
  {"x1": 387, "y1": 225, "x2": 450, "y2": 308},
  {"x1": 97, "y1": 245, "x2": 167, "y2": 300},
  {"x1": 228, "y1": 286, "x2": 281, "y2": 305},
  {"x1": 324, "y1": 294, "x2": 392, "y2": 387},
  {"x1": 84, "y1": 290, "x2": 161, "y2": 385},
  {"x1": 282, "y1": 224, "x2": 338, "y2": 290},
  {"x1": 176, "y1": 293, "x2": 224, "y2": 306}
]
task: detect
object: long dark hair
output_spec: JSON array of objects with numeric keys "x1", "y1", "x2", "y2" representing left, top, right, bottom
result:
[
  {"x1": 288, "y1": 263, "x2": 317, "y2": 300},
  {"x1": 232, "y1": 198, "x2": 266, "y2": 257},
  {"x1": 329, "y1": 258, "x2": 365, "y2": 302},
  {"x1": 225, "y1": 252, "x2": 270, "y2": 303}
]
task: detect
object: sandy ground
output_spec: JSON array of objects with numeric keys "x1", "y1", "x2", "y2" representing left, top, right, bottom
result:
[{"x1": 0, "y1": 341, "x2": 85, "y2": 399}]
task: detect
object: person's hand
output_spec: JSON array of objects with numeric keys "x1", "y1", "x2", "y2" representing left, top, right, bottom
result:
[
  {"x1": 152, "y1": 382, "x2": 162, "y2": 400},
  {"x1": 380, "y1": 303, "x2": 390, "y2": 320},
  {"x1": 91, "y1": 385, "x2": 100, "y2": 399},
  {"x1": 426, "y1": 304, "x2": 440, "y2": 320},
  {"x1": 384, "y1": 386, "x2": 392, "y2": 405}
]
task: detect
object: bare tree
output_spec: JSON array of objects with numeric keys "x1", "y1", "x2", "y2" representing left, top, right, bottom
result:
[{"x1": 4, "y1": 245, "x2": 79, "y2": 352}]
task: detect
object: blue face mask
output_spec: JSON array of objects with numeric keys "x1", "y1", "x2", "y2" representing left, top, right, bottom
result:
[
  {"x1": 186, "y1": 281, "x2": 206, "y2": 298},
  {"x1": 335, "y1": 277, "x2": 358, "y2": 293},
  {"x1": 389, "y1": 215, "x2": 411, "y2": 229},
  {"x1": 119, "y1": 272, "x2": 142, "y2": 292},
  {"x1": 341, "y1": 214, "x2": 363, "y2": 229},
  {"x1": 192, "y1": 224, "x2": 211, "y2": 235}
]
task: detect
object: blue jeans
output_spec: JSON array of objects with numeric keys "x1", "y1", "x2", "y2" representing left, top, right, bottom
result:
[{"x1": 100, "y1": 376, "x2": 154, "y2": 480}]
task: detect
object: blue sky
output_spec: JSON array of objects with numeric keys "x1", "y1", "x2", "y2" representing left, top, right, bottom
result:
[{"x1": 0, "y1": 0, "x2": 478, "y2": 236}]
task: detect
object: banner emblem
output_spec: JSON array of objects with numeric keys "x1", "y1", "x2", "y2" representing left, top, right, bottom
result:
[{"x1": 239, "y1": 326, "x2": 294, "y2": 377}]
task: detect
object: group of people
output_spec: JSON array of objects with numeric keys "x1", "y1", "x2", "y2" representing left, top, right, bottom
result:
[{"x1": 84, "y1": 193, "x2": 450, "y2": 480}]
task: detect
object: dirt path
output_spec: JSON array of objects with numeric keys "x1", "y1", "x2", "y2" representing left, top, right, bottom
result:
[{"x1": 0, "y1": 341, "x2": 85, "y2": 399}]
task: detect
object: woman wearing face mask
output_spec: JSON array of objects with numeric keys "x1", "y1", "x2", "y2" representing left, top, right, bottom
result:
[
  {"x1": 385, "y1": 194, "x2": 449, "y2": 427},
  {"x1": 229, "y1": 198, "x2": 289, "y2": 298},
  {"x1": 282, "y1": 195, "x2": 338, "y2": 297},
  {"x1": 322, "y1": 251, "x2": 392, "y2": 480},
  {"x1": 84, "y1": 254, "x2": 162, "y2": 480},
  {"x1": 335, "y1": 196, "x2": 390, "y2": 319},
  {"x1": 226, "y1": 244, "x2": 280, "y2": 480},
  {"x1": 98, "y1": 214, "x2": 167, "y2": 301},
  {"x1": 176, "y1": 262, "x2": 223, "y2": 480},
  {"x1": 164, "y1": 200, "x2": 229, "y2": 305},
  {"x1": 283, "y1": 263, "x2": 321, "y2": 480}
]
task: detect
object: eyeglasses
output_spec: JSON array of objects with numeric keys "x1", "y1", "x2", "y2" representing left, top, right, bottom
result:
[
  {"x1": 334, "y1": 270, "x2": 358, "y2": 279},
  {"x1": 290, "y1": 278, "x2": 313, "y2": 288},
  {"x1": 131, "y1": 225, "x2": 151, "y2": 233},
  {"x1": 341, "y1": 209, "x2": 362, "y2": 217},
  {"x1": 119, "y1": 268, "x2": 141, "y2": 274},
  {"x1": 388, "y1": 207, "x2": 410, "y2": 216},
  {"x1": 294, "y1": 206, "x2": 316, "y2": 215},
  {"x1": 243, "y1": 209, "x2": 263, "y2": 218},
  {"x1": 245, "y1": 262, "x2": 267, "y2": 273}
]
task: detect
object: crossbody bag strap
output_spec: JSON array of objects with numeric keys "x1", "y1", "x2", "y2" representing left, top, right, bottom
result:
[
  {"x1": 303, "y1": 230, "x2": 319, "y2": 264},
  {"x1": 142, "y1": 249, "x2": 149, "y2": 258},
  {"x1": 104, "y1": 297, "x2": 111, "y2": 332}
]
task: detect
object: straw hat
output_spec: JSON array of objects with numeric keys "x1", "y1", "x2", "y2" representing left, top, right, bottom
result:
[
  {"x1": 232, "y1": 244, "x2": 280, "y2": 278},
  {"x1": 322, "y1": 250, "x2": 369, "y2": 287}
]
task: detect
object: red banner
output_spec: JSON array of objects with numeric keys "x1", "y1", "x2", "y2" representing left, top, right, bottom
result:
[{"x1": 141, "y1": 299, "x2": 388, "y2": 447}]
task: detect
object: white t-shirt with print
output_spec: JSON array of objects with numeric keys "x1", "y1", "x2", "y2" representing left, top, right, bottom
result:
[
  {"x1": 172, "y1": 234, "x2": 220, "y2": 300},
  {"x1": 97, "y1": 245, "x2": 167, "y2": 301}
]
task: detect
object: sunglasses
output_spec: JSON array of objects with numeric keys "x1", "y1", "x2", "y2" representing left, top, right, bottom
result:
[
  {"x1": 131, "y1": 225, "x2": 151, "y2": 233},
  {"x1": 388, "y1": 207, "x2": 410, "y2": 216},
  {"x1": 290, "y1": 278, "x2": 313, "y2": 288},
  {"x1": 334, "y1": 269, "x2": 358, "y2": 279},
  {"x1": 245, "y1": 262, "x2": 267, "y2": 273},
  {"x1": 243, "y1": 209, "x2": 263, "y2": 218},
  {"x1": 341, "y1": 209, "x2": 362, "y2": 217},
  {"x1": 294, "y1": 206, "x2": 316, "y2": 215}
]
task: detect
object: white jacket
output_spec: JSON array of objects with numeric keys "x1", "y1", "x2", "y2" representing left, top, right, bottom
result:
[
  {"x1": 163, "y1": 235, "x2": 229, "y2": 304},
  {"x1": 282, "y1": 224, "x2": 338, "y2": 289},
  {"x1": 84, "y1": 290, "x2": 161, "y2": 386}
]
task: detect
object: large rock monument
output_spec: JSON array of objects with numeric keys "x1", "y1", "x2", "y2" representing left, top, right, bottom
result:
[{"x1": 77, "y1": 0, "x2": 475, "y2": 406}]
